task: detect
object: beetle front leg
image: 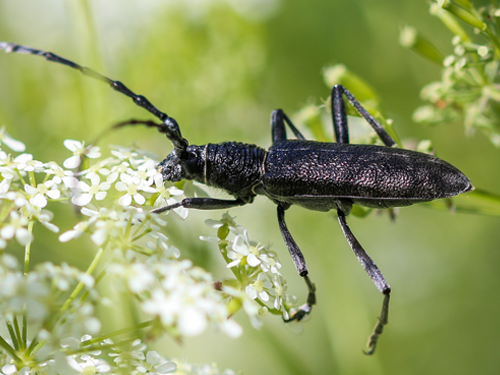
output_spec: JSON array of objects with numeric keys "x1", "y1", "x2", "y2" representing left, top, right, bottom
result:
[
  {"x1": 337, "y1": 209, "x2": 390, "y2": 355},
  {"x1": 277, "y1": 204, "x2": 316, "y2": 322},
  {"x1": 271, "y1": 109, "x2": 306, "y2": 143},
  {"x1": 152, "y1": 197, "x2": 247, "y2": 214}
]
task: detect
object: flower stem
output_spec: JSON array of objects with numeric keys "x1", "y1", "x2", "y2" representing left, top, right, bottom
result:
[
  {"x1": 6, "y1": 320, "x2": 19, "y2": 350},
  {"x1": 60, "y1": 247, "x2": 104, "y2": 314},
  {"x1": 24, "y1": 220, "x2": 34, "y2": 275},
  {"x1": 0, "y1": 334, "x2": 22, "y2": 364},
  {"x1": 80, "y1": 320, "x2": 154, "y2": 347},
  {"x1": 27, "y1": 247, "x2": 105, "y2": 357}
]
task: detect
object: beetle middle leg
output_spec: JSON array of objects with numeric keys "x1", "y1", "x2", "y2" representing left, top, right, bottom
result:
[{"x1": 277, "y1": 204, "x2": 316, "y2": 322}]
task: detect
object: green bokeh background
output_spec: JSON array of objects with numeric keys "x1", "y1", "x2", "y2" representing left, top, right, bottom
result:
[{"x1": 1, "y1": 0, "x2": 500, "y2": 374}]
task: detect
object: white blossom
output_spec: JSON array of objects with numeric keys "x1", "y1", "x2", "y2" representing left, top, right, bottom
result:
[
  {"x1": 24, "y1": 181, "x2": 61, "y2": 208},
  {"x1": 63, "y1": 139, "x2": 101, "y2": 169},
  {"x1": 71, "y1": 174, "x2": 111, "y2": 206},
  {"x1": 0, "y1": 211, "x2": 32, "y2": 246}
]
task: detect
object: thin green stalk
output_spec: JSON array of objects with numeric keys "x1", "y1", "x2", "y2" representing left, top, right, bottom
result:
[
  {"x1": 24, "y1": 220, "x2": 34, "y2": 275},
  {"x1": 483, "y1": 28, "x2": 500, "y2": 58},
  {"x1": 78, "y1": 268, "x2": 106, "y2": 305},
  {"x1": 28, "y1": 171, "x2": 36, "y2": 187},
  {"x1": 132, "y1": 227, "x2": 152, "y2": 242},
  {"x1": 0, "y1": 201, "x2": 16, "y2": 223},
  {"x1": 22, "y1": 310, "x2": 27, "y2": 350},
  {"x1": 80, "y1": 320, "x2": 154, "y2": 347},
  {"x1": 15, "y1": 170, "x2": 27, "y2": 186},
  {"x1": 68, "y1": 336, "x2": 138, "y2": 355},
  {"x1": 27, "y1": 247, "x2": 105, "y2": 357},
  {"x1": 6, "y1": 320, "x2": 19, "y2": 351},
  {"x1": 60, "y1": 247, "x2": 104, "y2": 314},
  {"x1": 0, "y1": 334, "x2": 22, "y2": 364},
  {"x1": 13, "y1": 315, "x2": 24, "y2": 351}
]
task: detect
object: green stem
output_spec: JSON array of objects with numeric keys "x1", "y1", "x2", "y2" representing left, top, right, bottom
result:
[
  {"x1": 6, "y1": 320, "x2": 19, "y2": 351},
  {"x1": 13, "y1": 315, "x2": 24, "y2": 351},
  {"x1": 483, "y1": 28, "x2": 500, "y2": 58},
  {"x1": 22, "y1": 310, "x2": 27, "y2": 351},
  {"x1": 27, "y1": 247, "x2": 105, "y2": 357},
  {"x1": 67, "y1": 336, "x2": 138, "y2": 355},
  {"x1": 78, "y1": 268, "x2": 106, "y2": 305},
  {"x1": 60, "y1": 247, "x2": 104, "y2": 314},
  {"x1": 0, "y1": 334, "x2": 22, "y2": 363},
  {"x1": 28, "y1": 171, "x2": 36, "y2": 187},
  {"x1": 24, "y1": 221, "x2": 34, "y2": 275},
  {"x1": 15, "y1": 170, "x2": 27, "y2": 186},
  {"x1": 0, "y1": 201, "x2": 16, "y2": 223},
  {"x1": 80, "y1": 320, "x2": 154, "y2": 346}
]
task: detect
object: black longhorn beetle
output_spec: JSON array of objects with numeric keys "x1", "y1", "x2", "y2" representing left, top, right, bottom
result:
[{"x1": 0, "y1": 42, "x2": 473, "y2": 354}]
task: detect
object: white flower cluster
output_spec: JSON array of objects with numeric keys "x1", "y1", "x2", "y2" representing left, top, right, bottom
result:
[
  {"x1": 0, "y1": 132, "x2": 242, "y2": 374},
  {"x1": 201, "y1": 213, "x2": 301, "y2": 327},
  {"x1": 0, "y1": 335, "x2": 234, "y2": 375}
]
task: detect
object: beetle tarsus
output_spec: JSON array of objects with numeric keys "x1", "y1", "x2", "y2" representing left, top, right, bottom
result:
[
  {"x1": 364, "y1": 292, "x2": 390, "y2": 355},
  {"x1": 283, "y1": 303, "x2": 313, "y2": 322}
]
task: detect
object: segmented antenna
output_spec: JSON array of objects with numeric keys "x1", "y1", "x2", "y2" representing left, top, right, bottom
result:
[{"x1": 0, "y1": 42, "x2": 188, "y2": 154}]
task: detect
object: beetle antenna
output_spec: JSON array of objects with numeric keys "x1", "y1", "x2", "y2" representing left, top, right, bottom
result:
[{"x1": 0, "y1": 42, "x2": 188, "y2": 154}]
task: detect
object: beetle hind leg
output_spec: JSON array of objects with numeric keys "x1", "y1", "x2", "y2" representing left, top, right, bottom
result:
[
  {"x1": 277, "y1": 204, "x2": 316, "y2": 322},
  {"x1": 337, "y1": 209, "x2": 391, "y2": 355}
]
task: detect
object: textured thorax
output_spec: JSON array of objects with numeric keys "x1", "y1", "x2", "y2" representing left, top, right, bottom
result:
[{"x1": 205, "y1": 142, "x2": 266, "y2": 200}]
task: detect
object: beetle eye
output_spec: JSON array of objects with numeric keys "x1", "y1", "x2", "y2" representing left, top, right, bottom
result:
[{"x1": 182, "y1": 152, "x2": 200, "y2": 176}]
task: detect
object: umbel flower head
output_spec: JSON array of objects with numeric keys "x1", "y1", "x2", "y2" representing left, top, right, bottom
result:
[{"x1": 0, "y1": 134, "x2": 251, "y2": 374}]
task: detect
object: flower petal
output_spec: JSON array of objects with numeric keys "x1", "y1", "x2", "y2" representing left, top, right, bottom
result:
[
  {"x1": 63, "y1": 155, "x2": 81, "y2": 169},
  {"x1": 63, "y1": 139, "x2": 82, "y2": 152}
]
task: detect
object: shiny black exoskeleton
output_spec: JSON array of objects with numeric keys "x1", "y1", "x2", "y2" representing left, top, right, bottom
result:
[{"x1": 1, "y1": 42, "x2": 472, "y2": 354}]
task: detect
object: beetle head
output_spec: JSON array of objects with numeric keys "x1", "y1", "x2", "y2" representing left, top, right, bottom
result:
[{"x1": 157, "y1": 145, "x2": 205, "y2": 182}]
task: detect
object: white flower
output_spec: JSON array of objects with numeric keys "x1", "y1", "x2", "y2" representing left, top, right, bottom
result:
[
  {"x1": 4, "y1": 191, "x2": 28, "y2": 208},
  {"x1": 45, "y1": 161, "x2": 76, "y2": 186},
  {"x1": 0, "y1": 211, "x2": 32, "y2": 246},
  {"x1": 33, "y1": 209, "x2": 59, "y2": 233},
  {"x1": 71, "y1": 174, "x2": 111, "y2": 206},
  {"x1": 226, "y1": 230, "x2": 261, "y2": 268},
  {"x1": 63, "y1": 139, "x2": 101, "y2": 169},
  {"x1": 152, "y1": 173, "x2": 187, "y2": 218},
  {"x1": 115, "y1": 173, "x2": 154, "y2": 206},
  {"x1": 13, "y1": 153, "x2": 45, "y2": 173},
  {"x1": 24, "y1": 181, "x2": 61, "y2": 208},
  {"x1": 0, "y1": 127, "x2": 25, "y2": 152},
  {"x1": 138, "y1": 351, "x2": 177, "y2": 375},
  {"x1": 67, "y1": 354, "x2": 111, "y2": 374},
  {"x1": 59, "y1": 218, "x2": 97, "y2": 243},
  {"x1": 141, "y1": 259, "x2": 240, "y2": 338},
  {"x1": 108, "y1": 263, "x2": 155, "y2": 294},
  {"x1": 245, "y1": 273, "x2": 271, "y2": 301}
]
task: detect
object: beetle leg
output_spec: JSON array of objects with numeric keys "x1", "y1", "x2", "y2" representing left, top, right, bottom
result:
[
  {"x1": 331, "y1": 85, "x2": 396, "y2": 147},
  {"x1": 337, "y1": 209, "x2": 390, "y2": 355},
  {"x1": 271, "y1": 109, "x2": 306, "y2": 143},
  {"x1": 151, "y1": 197, "x2": 247, "y2": 214},
  {"x1": 277, "y1": 204, "x2": 316, "y2": 322}
]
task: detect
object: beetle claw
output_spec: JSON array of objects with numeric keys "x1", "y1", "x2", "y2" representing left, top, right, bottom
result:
[{"x1": 283, "y1": 303, "x2": 312, "y2": 322}]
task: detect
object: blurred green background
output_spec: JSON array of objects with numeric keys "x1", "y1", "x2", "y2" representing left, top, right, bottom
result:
[{"x1": 1, "y1": 0, "x2": 500, "y2": 374}]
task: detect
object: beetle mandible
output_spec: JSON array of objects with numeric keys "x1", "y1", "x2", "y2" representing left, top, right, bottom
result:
[{"x1": 0, "y1": 42, "x2": 473, "y2": 354}]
